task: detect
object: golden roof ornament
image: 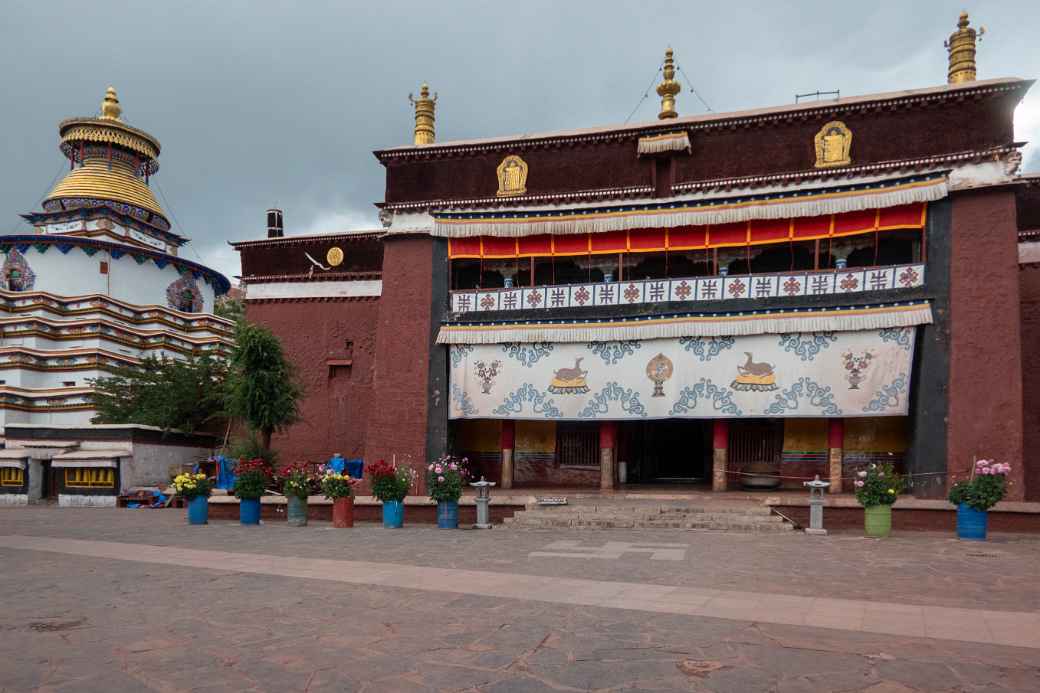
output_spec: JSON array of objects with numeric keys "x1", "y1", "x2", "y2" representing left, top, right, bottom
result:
[
  {"x1": 946, "y1": 11, "x2": 984, "y2": 84},
  {"x1": 409, "y1": 83, "x2": 437, "y2": 145},
  {"x1": 656, "y1": 48, "x2": 680, "y2": 120},
  {"x1": 100, "y1": 86, "x2": 122, "y2": 121}
]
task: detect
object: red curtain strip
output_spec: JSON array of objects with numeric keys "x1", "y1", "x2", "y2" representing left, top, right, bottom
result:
[{"x1": 448, "y1": 203, "x2": 926, "y2": 259}]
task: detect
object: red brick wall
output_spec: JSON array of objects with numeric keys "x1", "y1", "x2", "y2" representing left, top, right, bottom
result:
[
  {"x1": 947, "y1": 190, "x2": 1025, "y2": 499},
  {"x1": 1020, "y1": 264, "x2": 1040, "y2": 501},
  {"x1": 245, "y1": 298, "x2": 379, "y2": 470},
  {"x1": 364, "y1": 237, "x2": 437, "y2": 492}
]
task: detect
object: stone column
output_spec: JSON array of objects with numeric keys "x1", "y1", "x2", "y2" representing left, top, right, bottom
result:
[
  {"x1": 828, "y1": 418, "x2": 844, "y2": 493},
  {"x1": 500, "y1": 420, "x2": 515, "y2": 490},
  {"x1": 599, "y1": 422, "x2": 617, "y2": 490},
  {"x1": 712, "y1": 420, "x2": 729, "y2": 492}
]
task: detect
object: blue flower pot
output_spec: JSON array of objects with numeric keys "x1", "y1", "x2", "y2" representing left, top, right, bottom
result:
[
  {"x1": 437, "y1": 500, "x2": 459, "y2": 529},
  {"x1": 382, "y1": 500, "x2": 404, "y2": 528},
  {"x1": 187, "y1": 496, "x2": 209, "y2": 525},
  {"x1": 956, "y1": 503, "x2": 988, "y2": 541},
  {"x1": 239, "y1": 497, "x2": 261, "y2": 525}
]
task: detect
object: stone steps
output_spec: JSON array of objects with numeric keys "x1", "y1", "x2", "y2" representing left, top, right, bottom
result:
[{"x1": 504, "y1": 501, "x2": 793, "y2": 532}]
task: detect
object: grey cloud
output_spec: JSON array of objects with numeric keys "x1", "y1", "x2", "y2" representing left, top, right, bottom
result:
[{"x1": 1, "y1": 1, "x2": 1038, "y2": 281}]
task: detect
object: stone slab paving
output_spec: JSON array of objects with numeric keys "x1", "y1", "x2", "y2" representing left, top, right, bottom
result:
[
  {"x1": 2, "y1": 508, "x2": 1040, "y2": 692},
  {"x1": 2, "y1": 533, "x2": 1038, "y2": 651}
]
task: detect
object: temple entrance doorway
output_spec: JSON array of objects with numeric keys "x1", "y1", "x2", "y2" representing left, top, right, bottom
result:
[{"x1": 619, "y1": 420, "x2": 710, "y2": 484}]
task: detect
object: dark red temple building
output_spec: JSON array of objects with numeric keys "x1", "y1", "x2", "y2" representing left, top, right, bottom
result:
[{"x1": 233, "y1": 14, "x2": 1040, "y2": 502}]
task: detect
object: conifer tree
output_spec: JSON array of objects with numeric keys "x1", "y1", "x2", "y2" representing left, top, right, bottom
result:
[{"x1": 225, "y1": 322, "x2": 302, "y2": 451}]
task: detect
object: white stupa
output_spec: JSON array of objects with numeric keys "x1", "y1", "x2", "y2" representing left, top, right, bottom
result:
[{"x1": 1, "y1": 87, "x2": 233, "y2": 430}]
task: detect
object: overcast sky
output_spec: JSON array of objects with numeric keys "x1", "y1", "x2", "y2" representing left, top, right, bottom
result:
[{"x1": 2, "y1": 1, "x2": 1038, "y2": 282}]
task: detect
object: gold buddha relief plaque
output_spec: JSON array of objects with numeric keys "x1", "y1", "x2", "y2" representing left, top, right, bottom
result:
[
  {"x1": 496, "y1": 155, "x2": 528, "y2": 197},
  {"x1": 813, "y1": 121, "x2": 852, "y2": 168},
  {"x1": 326, "y1": 246, "x2": 344, "y2": 267}
]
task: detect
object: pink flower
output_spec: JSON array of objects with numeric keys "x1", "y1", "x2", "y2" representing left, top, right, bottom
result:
[
  {"x1": 437, "y1": 475, "x2": 445, "y2": 483},
  {"x1": 449, "y1": 463, "x2": 458, "y2": 471},
  {"x1": 854, "y1": 480, "x2": 865, "y2": 488},
  {"x1": 427, "y1": 464, "x2": 434, "y2": 471},
  {"x1": 434, "y1": 465, "x2": 443, "y2": 474}
]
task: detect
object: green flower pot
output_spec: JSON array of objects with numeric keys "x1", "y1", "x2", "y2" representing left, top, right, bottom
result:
[
  {"x1": 864, "y1": 504, "x2": 892, "y2": 538},
  {"x1": 286, "y1": 495, "x2": 308, "y2": 527}
]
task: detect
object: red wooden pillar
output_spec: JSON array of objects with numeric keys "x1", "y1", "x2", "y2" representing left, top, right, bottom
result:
[
  {"x1": 712, "y1": 420, "x2": 729, "y2": 492},
  {"x1": 828, "y1": 419, "x2": 844, "y2": 493},
  {"x1": 599, "y1": 421, "x2": 618, "y2": 490},
  {"x1": 500, "y1": 420, "x2": 515, "y2": 490}
]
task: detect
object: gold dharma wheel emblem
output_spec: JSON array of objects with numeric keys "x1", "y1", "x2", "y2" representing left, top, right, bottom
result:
[{"x1": 326, "y1": 246, "x2": 344, "y2": 267}]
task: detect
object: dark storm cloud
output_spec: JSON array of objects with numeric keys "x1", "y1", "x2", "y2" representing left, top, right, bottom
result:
[{"x1": 1, "y1": 1, "x2": 1038, "y2": 280}]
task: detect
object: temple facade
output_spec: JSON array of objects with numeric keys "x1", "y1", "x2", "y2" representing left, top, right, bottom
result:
[
  {"x1": 0, "y1": 89, "x2": 232, "y2": 505},
  {"x1": 235, "y1": 14, "x2": 1040, "y2": 501}
]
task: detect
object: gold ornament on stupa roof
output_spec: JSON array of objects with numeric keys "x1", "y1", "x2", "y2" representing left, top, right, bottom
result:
[
  {"x1": 656, "y1": 48, "x2": 681, "y2": 120},
  {"x1": 946, "y1": 11, "x2": 984, "y2": 85},
  {"x1": 99, "y1": 86, "x2": 122, "y2": 120},
  {"x1": 409, "y1": 82, "x2": 437, "y2": 145}
]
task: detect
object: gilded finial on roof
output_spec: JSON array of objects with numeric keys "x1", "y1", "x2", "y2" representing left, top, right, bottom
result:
[
  {"x1": 100, "y1": 86, "x2": 122, "y2": 121},
  {"x1": 409, "y1": 82, "x2": 437, "y2": 145},
  {"x1": 946, "y1": 11, "x2": 985, "y2": 84},
  {"x1": 656, "y1": 48, "x2": 680, "y2": 120}
]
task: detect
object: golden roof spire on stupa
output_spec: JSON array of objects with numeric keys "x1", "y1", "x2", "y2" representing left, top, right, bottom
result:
[
  {"x1": 656, "y1": 48, "x2": 680, "y2": 119},
  {"x1": 100, "y1": 86, "x2": 122, "y2": 120},
  {"x1": 946, "y1": 11, "x2": 985, "y2": 84},
  {"x1": 43, "y1": 86, "x2": 169, "y2": 228},
  {"x1": 409, "y1": 82, "x2": 437, "y2": 145}
]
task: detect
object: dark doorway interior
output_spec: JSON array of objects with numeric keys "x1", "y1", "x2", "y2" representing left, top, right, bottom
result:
[{"x1": 619, "y1": 420, "x2": 710, "y2": 483}]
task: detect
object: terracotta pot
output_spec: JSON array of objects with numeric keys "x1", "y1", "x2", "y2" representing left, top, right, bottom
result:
[{"x1": 332, "y1": 497, "x2": 354, "y2": 528}]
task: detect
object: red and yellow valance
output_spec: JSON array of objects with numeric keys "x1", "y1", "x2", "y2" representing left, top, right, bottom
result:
[{"x1": 449, "y1": 203, "x2": 925, "y2": 259}]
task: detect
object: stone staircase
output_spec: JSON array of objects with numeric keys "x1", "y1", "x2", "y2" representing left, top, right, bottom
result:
[{"x1": 503, "y1": 498, "x2": 794, "y2": 532}]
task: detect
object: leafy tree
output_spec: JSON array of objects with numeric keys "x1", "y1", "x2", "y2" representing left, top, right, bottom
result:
[
  {"x1": 214, "y1": 295, "x2": 245, "y2": 325},
  {"x1": 89, "y1": 353, "x2": 228, "y2": 433},
  {"x1": 225, "y1": 322, "x2": 302, "y2": 451}
]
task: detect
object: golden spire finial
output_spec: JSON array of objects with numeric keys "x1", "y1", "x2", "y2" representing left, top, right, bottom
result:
[
  {"x1": 409, "y1": 82, "x2": 437, "y2": 145},
  {"x1": 656, "y1": 48, "x2": 680, "y2": 120},
  {"x1": 100, "y1": 86, "x2": 122, "y2": 120},
  {"x1": 946, "y1": 11, "x2": 985, "y2": 84}
]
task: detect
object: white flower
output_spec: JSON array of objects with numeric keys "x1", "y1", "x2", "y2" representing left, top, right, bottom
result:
[{"x1": 857, "y1": 471, "x2": 867, "y2": 478}]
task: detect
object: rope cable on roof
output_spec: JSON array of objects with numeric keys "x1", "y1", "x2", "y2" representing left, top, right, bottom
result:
[
  {"x1": 154, "y1": 180, "x2": 204, "y2": 263},
  {"x1": 19, "y1": 158, "x2": 72, "y2": 231},
  {"x1": 624, "y1": 64, "x2": 664, "y2": 125},
  {"x1": 677, "y1": 65, "x2": 713, "y2": 112}
]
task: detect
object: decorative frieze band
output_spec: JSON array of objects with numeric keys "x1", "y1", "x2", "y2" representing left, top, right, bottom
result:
[{"x1": 451, "y1": 263, "x2": 924, "y2": 314}]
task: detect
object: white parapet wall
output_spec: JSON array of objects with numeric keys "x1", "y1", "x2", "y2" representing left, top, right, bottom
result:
[
  {"x1": 0, "y1": 494, "x2": 29, "y2": 506},
  {"x1": 58, "y1": 493, "x2": 116, "y2": 508}
]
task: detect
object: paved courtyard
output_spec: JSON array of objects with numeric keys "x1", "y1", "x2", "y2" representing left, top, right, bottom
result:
[{"x1": 1, "y1": 508, "x2": 1039, "y2": 692}]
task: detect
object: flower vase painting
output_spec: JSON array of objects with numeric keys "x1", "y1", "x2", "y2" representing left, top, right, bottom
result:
[{"x1": 842, "y1": 350, "x2": 873, "y2": 390}]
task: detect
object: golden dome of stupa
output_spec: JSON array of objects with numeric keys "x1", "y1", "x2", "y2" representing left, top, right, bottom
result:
[{"x1": 44, "y1": 87, "x2": 169, "y2": 229}]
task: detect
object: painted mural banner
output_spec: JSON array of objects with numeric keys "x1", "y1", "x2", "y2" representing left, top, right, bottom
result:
[{"x1": 448, "y1": 327, "x2": 916, "y2": 420}]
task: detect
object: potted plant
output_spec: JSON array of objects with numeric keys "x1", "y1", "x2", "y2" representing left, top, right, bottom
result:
[
  {"x1": 233, "y1": 458, "x2": 271, "y2": 525},
  {"x1": 853, "y1": 462, "x2": 904, "y2": 538},
  {"x1": 948, "y1": 459, "x2": 1011, "y2": 541},
  {"x1": 321, "y1": 469, "x2": 359, "y2": 528},
  {"x1": 368, "y1": 459, "x2": 413, "y2": 528},
  {"x1": 174, "y1": 472, "x2": 213, "y2": 525},
  {"x1": 278, "y1": 462, "x2": 317, "y2": 527},
  {"x1": 427, "y1": 455, "x2": 469, "y2": 529}
]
